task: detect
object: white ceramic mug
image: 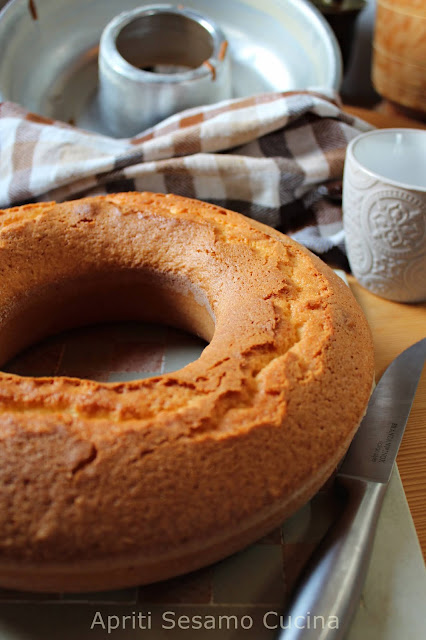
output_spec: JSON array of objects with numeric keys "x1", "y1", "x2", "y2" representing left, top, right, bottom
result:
[{"x1": 343, "y1": 128, "x2": 426, "y2": 303}]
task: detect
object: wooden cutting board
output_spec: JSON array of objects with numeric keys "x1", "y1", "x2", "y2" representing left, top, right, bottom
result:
[
  {"x1": 343, "y1": 105, "x2": 426, "y2": 561},
  {"x1": 344, "y1": 104, "x2": 426, "y2": 130}
]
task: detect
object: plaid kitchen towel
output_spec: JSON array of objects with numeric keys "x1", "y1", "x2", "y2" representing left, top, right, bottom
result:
[{"x1": 0, "y1": 91, "x2": 372, "y2": 267}]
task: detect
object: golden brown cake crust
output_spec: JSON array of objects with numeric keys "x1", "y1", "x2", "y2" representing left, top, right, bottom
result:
[{"x1": 0, "y1": 193, "x2": 374, "y2": 591}]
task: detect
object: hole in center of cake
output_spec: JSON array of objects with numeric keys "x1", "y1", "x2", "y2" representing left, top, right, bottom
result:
[
  {"x1": 3, "y1": 322, "x2": 207, "y2": 382},
  {"x1": 0, "y1": 268, "x2": 214, "y2": 378}
]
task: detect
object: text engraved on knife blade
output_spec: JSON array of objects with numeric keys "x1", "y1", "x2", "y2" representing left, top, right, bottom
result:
[
  {"x1": 340, "y1": 337, "x2": 426, "y2": 484},
  {"x1": 371, "y1": 421, "x2": 398, "y2": 464}
]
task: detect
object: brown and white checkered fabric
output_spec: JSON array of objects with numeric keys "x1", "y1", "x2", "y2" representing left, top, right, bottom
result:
[{"x1": 0, "y1": 91, "x2": 372, "y2": 267}]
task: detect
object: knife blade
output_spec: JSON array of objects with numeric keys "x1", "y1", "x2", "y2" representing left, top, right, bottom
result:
[{"x1": 278, "y1": 338, "x2": 426, "y2": 640}]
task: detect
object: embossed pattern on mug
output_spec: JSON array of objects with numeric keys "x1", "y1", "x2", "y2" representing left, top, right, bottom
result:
[
  {"x1": 343, "y1": 143, "x2": 426, "y2": 303},
  {"x1": 365, "y1": 191, "x2": 424, "y2": 254}
]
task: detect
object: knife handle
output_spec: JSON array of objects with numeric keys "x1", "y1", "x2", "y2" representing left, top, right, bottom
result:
[{"x1": 277, "y1": 476, "x2": 388, "y2": 640}]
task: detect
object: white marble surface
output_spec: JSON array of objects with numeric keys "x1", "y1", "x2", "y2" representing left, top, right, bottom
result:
[{"x1": 348, "y1": 467, "x2": 426, "y2": 640}]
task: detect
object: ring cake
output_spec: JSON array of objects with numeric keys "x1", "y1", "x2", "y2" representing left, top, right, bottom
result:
[{"x1": 0, "y1": 192, "x2": 374, "y2": 592}]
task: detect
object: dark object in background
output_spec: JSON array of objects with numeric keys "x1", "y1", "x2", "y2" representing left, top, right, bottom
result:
[{"x1": 310, "y1": 0, "x2": 366, "y2": 69}]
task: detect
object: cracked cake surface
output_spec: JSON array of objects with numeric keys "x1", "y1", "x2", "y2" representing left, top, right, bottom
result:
[{"x1": 0, "y1": 192, "x2": 374, "y2": 591}]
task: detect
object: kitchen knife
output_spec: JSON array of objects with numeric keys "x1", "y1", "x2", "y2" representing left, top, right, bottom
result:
[{"x1": 278, "y1": 337, "x2": 426, "y2": 640}]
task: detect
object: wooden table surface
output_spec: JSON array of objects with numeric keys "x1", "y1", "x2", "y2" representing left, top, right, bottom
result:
[{"x1": 343, "y1": 105, "x2": 426, "y2": 561}]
